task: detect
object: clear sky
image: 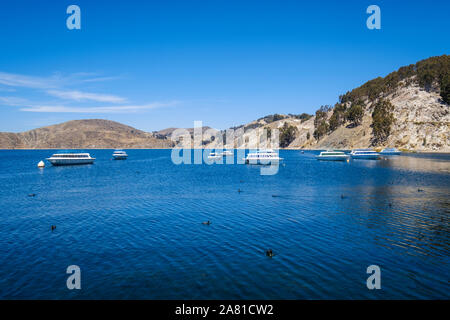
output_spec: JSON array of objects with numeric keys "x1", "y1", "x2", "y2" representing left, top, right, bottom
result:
[{"x1": 0, "y1": 0, "x2": 449, "y2": 132}]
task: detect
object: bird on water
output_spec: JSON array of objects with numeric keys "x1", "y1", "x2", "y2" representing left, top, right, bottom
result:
[{"x1": 265, "y1": 249, "x2": 274, "y2": 257}]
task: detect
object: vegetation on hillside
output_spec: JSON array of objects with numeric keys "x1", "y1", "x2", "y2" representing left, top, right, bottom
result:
[
  {"x1": 371, "y1": 99, "x2": 395, "y2": 144},
  {"x1": 265, "y1": 127, "x2": 272, "y2": 139},
  {"x1": 345, "y1": 103, "x2": 364, "y2": 127},
  {"x1": 258, "y1": 114, "x2": 287, "y2": 124},
  {"x1": 340, "y1": 55, "x2": 450, "y2": 105},
  {"x1": 279, "y1": 122, "x2": 298, "y2": 147},
  {"x1": 328, "y1": 103, "x2": 346, "y2": 131},
  {"x1": 288, "y1": 113, "x2": 313, "y2": 122},
  {"x1": 313, "y1": 105, "x2": 331, "y2": 140},
  {"x1": 441, "y1": 73, "x2": 450, "y2": 104}
]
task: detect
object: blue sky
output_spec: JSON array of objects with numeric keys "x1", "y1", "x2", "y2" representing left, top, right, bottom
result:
[{"x1": 0, "y1": 0, "x2": 449, "y2": 132}]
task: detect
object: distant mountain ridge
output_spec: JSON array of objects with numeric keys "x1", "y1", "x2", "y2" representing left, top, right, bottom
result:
[{"x1": 0, "y1": 119, "x2": 173, "y2": 149}]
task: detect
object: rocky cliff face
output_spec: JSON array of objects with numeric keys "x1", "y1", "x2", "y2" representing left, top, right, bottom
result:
[
  {"x1": 306, "y1": 81, "x2": 449, "y2": 151},
  {"x1": 384, "y1": 82, "x2": 449, "y2": 151}
]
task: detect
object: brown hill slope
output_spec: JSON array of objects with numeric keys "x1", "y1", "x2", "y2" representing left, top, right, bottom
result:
[{"x1": 0, "y1": 119, "x2": 173, "y2": 149}]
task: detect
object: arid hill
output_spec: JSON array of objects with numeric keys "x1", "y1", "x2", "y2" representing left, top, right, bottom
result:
[{"x1": 0, "y1": 119, "x2": 173, "y2": 149}]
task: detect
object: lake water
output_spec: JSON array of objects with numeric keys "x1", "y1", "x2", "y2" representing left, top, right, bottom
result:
[{"x1": 0, "y1": 149, "x2": 449, "y2": 299}]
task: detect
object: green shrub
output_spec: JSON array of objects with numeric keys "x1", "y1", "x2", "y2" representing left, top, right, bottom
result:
[
  {"x1": 313, "y1": 121, "x2": 329, "y2": 140},
  {"x1": 265, "y1": 127, "x2": 272, "y2": 139},
  {"x1": 440, "y1": 73, "x2": 450, "y2": 104},
  {"x1": 258, "y1": 114, "x2": 287, "y2": 123},
  {"x1": 279, "y1": 122, "x2": 298, "y2": 147},
  {"x1": 313, "y1": 106, "x2": 331, "y2": 140},
  {"x1": 372, "y1": 99, "x2": 394, "y2": 144},
  {"x1": 345, "y1": 104, "x2": 364, "y2": 126},
  {"x1": 288, "y1": 113, "x2": 313, "y2": 122},
  {"x1": 329, "y1": 103, "x2": 347, "y2": 131}
]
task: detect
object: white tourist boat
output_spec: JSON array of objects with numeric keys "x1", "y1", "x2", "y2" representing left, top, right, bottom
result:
[
  {"x1": 46, "y1": 153, "x2": 95, "y2": 166},
  {"x1": 243, "y1": 149, "x2": 283, "y2": 164},
  {"x1": 207, "y1": 152, "x2": 223, "y2": 160},
  {"x1": 208, "y1": 150, "x2": 233, "y2": 160},
  {"x1": 222, "y1": 150, "x2": 234, "y2": 156},
  {"x1": 316, "y1": 150, "x2": 349, "y2": 161},
  {"x1": 112, "y1": 150, "x2": 128, "y2": 160},
  {"x1": 350, "y1": 149, "x2": 380, "y2": 160},
  {"x1": 380, "y1": 147, "x2": 401, "y2": 156}
]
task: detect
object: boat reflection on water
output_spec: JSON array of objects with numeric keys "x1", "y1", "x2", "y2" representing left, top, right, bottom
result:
[{"x1": 379, "y1": 153, "x2": 450, "y2": 174}]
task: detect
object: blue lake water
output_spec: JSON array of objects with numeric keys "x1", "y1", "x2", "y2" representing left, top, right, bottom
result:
[{"x1": 0, "y1": 149, "x2": 449, "y2": 299}]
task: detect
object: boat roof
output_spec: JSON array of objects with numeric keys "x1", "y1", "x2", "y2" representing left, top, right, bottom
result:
[
  {"x1": 321, "y1": 150, "x2": 345, "y2": 154},
  {"x1": 322, "y1": 149, "x2": 345, "y2": 152},
  {"x1": 51, "y1": 153, "x2": 91, "y2": 155}
]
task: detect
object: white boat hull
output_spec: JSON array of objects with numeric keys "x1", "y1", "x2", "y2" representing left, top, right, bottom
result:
[
  {"x1": 244, "y1": 158, "x2": 282, "y2": 165},
  {"x1": 47, "y1": 158, "x2": 95, "y2": 166},
  {"x1": 380, "y1": 152, "x2": 401, "y2": 156},
  {"x1": 316, "y1": 155, "x2": 349, "y2": 161},
  {"x1": 351, "y1": 154, "x2": 380, "y2": 160}
]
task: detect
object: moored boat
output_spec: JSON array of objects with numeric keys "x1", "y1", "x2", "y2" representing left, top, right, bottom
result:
[
  {"x1": 243, "y1": 149, "x2": 283, "y2": 164},
  {"x1": 208, "y1": 150, "x2": 233, "y2": 160},
  {"x1": 316, "y1": 150, "x2": 349, "y2": 161},
  {"x1": 207, "y1": 152, "x2": 223, "y2": 160},
  {"x1": 222, "y1": 150, "x2": 233, "y2": 156},
  {"x1": 112, "y1": 150, "x2": 128, "y2": 160},
  {"x1": 46, "y1": 153, "x2": 95, "y2": 166},
  {"x1": 350, "y1": 149, "x2": 380, "y2": 160},
  {"x1": 380, "y1": 148, "x2": 401, "y2": 156}
]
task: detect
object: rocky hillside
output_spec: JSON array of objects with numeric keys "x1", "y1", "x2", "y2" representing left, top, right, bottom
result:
[
  {"x1": 0, "y1": 119, "x2": 173, "y2": 149},
  {"x1": 311, "y1": 81, "x2": 449, "y2": 151},
  {"x1": 203, "y1": 55, "x2": 449, "y2": 151}
]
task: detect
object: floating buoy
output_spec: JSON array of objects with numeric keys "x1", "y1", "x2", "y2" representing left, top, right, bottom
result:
[{"x1": 37, "y1": 160, "x2": 45, "y2": 168}]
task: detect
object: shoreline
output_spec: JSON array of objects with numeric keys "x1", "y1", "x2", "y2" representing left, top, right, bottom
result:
[{"x1": 1, "y1": 148, "x2": 449, "y2": 154}]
